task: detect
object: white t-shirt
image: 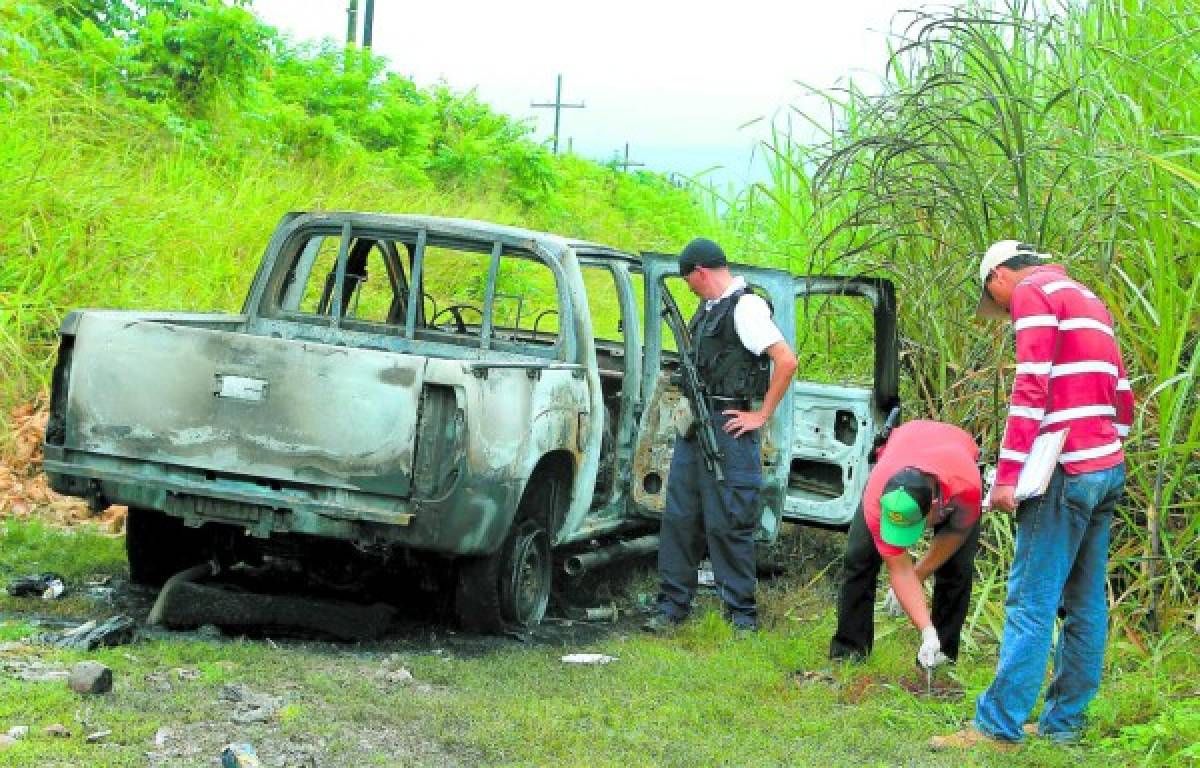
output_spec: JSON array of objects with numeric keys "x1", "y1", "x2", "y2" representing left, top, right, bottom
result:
[{"x1": 702, "y1": 277, "x2": 784, "y2": 356}]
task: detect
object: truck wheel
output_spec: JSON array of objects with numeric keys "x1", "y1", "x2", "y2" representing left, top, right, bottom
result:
[
  {"x1": 454, "y1": 520, "x2": 551, "y2": 633},
  {"x1": 126, "y1": 507, "x2": 207, "y2": 587}
]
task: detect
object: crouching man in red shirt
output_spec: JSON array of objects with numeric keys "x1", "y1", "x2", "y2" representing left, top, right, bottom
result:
[{"x1": 829, "y1": 419, "x2": 983, "y2": 668}]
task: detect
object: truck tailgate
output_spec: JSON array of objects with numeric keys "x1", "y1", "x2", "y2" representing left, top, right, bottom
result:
[{"x1": 64, "y1": 313, "x2": 423, "y2": 497}]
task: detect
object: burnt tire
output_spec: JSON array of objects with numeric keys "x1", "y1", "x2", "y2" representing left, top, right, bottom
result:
[
  {"x1": 454, "y1": 519, "x2": 552, "y2": 633},
  {"x1": 126, "y1": 507, "x2": 208, "y2": 587}
]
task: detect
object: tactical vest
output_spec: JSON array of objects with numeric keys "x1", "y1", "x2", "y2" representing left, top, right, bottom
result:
[{"x1": 688, "y1": 287, "x2": 771, "y2": 399}]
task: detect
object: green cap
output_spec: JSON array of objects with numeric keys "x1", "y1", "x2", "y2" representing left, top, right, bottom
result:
[{"x1": 879, "y1": 487, "x2": 927, "y2": 548}]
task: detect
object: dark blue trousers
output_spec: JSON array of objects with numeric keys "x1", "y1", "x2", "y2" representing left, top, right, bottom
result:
[{"x1": 656, "y1": 413, "x2": 762, "y2": 628}]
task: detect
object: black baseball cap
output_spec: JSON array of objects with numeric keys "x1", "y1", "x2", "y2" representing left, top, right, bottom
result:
[{"x1": 678, "y1": 238, "x2": 727, "y2": 276}]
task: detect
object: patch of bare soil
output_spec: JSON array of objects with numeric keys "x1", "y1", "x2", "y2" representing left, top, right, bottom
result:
[{"x1": 896, "y1": 667, "x2": 965, "y2": 700}]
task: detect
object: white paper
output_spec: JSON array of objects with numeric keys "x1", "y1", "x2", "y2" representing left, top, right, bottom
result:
[
  {"x1": 983, "y1": 429, "x2": 1069, "y2": 506},
  {"x1": 1015, "y1": 429, "x2": 1069, "y2": 501},
  {"x1": 561, "y1": 654, "x2": 618, "y2": 665}
]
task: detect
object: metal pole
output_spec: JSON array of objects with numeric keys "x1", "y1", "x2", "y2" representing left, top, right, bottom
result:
[
  {"x1": 617, "y1": 143, "x2": 644, "y2": 172},
  {"x1": 551, "y1": 74, "x2": 562, "y2": 155},
  {"x1": 345, "y1": 0, "x2": 358, "y2": 46},
  {"x1": 362, "y1": 0, "x2": 375, "y2": 48},
  {"x1": 531, "y1": 74, "x2": 585, "y2": 156}
]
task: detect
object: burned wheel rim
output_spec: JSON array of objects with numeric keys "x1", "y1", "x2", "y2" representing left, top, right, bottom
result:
[{"x1": 501, "y1": 523, "x2": 550, "y2": 627}]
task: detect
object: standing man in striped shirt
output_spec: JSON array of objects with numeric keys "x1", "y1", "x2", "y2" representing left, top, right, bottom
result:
[{"x1": 933, "y1": 240, "x2": 1133, "y2": 750}]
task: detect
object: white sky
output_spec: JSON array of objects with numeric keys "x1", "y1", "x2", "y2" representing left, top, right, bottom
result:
[{"x1": 250, "y1": 1, "x2": 926, "y2": 186}]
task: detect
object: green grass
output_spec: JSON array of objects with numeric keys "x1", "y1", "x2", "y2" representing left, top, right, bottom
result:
[
  {"x1": 0, "y1": 519, "x2": 1195, "y2": 767},
  {"x1": 0, "y1": 519, "x2": 125, "y2": 583}
]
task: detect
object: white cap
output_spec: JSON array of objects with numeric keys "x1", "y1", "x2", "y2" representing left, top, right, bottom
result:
[{"x1": 975, "y1": 240, "x2": 1047, "y2": 317}]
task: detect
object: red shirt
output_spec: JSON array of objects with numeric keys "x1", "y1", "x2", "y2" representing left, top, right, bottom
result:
[
  {"x1": 865, "y1": 420, "x2": 982, "y2": 558},
  {"x1": 996, "y1": 265, "x2": 1134, "y2": 486}
]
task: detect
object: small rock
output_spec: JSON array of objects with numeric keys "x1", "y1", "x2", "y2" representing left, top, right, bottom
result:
[
  {"x1": 145, "y1": 672, "x2": 172, "y2": 692},
  {"x1": 154, "y1": 727, "x2": 170, "y2": 748},
  {"x1": 230, "y1": 707, "x2": 275, "y2": 725},
  {"x1": 384, "y1": 667, "x2": 414, "y2": 685},
  {"x1": 6, "y1": 726, "x2": 28, "y2": 740},
  {"x1": 45, "y1": 724, "x2": 70, "y2": 738},
  {"x1": 196, "y1": 624, "x2": 223, "y2": 638},
  {"x1": 8, "y1": 659, "x2": 70, "y2": 683},
  {"x1": 69, "y1": 661, "x2": 113, "y2": 694},
  {"x1": 0, "y1": 734, "x2": 15, "y2": 749},
  {"x1": 219, "y1": 683, "x2": 282, "y2": 724},
  {"x1": 172, "y1": 667, "x2": 200, "y2": 681},
  {"x1": 85, "y1": 729, "x2": 112, "y2": 743}
]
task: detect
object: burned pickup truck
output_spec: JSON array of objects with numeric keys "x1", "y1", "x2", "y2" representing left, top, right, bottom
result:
[{"x1": 43, "y1": 213, "x2": 897, "y2": 631}]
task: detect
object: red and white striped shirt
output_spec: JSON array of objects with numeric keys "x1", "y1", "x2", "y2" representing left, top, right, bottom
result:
[{"x1": 996, "y1": 265, "x2": 1133, "y2": 486}]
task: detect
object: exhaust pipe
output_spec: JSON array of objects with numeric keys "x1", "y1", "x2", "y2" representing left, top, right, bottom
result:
[{"x1": 563, "y1": 535, "x2": 659, "y2": 577}]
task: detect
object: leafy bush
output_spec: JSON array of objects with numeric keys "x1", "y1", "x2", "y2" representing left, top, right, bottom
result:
[
  {"x1": 1101, "y1": 698, "x2": 1200, "y2": 766},
  {"x1": 0, "y1": 0, "x2": 712, "y2": 414}
]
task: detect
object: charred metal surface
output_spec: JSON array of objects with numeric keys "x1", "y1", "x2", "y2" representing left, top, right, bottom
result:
[
  {"x1": 44, "y1": 211, "x2": 899, "y2": 588},
  {"x1": 66, "y1": 313, "x2": 422, "y2": 497},
  {"x1": 781, "y1": 383, "x2": 874, "y2": 526},
  {"x1": 629, "y1": 370, "x2": 681, "y2": 516}
]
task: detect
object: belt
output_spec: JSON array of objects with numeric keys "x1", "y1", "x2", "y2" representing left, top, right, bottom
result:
[{"x1": 709, "y1": 396, "x2": 752, "y2": 411}]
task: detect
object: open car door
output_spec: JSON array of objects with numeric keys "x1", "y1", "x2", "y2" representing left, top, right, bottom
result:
[{"x1": 784, "y1": 277, "x2": 898, "y2": 527}]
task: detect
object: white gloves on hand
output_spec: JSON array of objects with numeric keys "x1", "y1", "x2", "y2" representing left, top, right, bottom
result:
[
  {"x1": 882, "y1": 587, "x2": 905, "y2": 618},
  {"x1": 917, "y1": 626, "x2": 950, "y2": 668}
]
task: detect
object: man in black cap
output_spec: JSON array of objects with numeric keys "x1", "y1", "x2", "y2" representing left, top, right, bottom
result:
[{"x1": 644, "y1": 237, "x2": 797, "y2": 633}]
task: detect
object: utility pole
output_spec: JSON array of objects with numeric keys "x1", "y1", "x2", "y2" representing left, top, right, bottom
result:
[
  {"x1": 362, "y1": 0, "x2": 375, "y2": 48},
  {"x1": 615, "y1": 143, "x2": 644, "y2": 173},
  {"x1": 345, "y1": 0, "x2": 358, "y2": 46},
  {"x1": 531, "y1": 74, "x2": 585, "y2": 155}
]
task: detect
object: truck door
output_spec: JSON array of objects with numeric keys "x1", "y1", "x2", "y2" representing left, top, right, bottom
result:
[{"x1": 785, "y1": 277, "x2": 898, "y2": 527}]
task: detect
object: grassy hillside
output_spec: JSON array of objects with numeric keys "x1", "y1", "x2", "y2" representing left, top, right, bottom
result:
[{"x1": 0, "y1": 0, "x2": 721, "y2": 408}]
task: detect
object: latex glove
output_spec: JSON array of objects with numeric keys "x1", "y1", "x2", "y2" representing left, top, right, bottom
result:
[
  {"x1": 917, "y1": 626, "x2": 950, "y2": 669},
  {"x1": 882, "y1": 587, "x2": 905, "y2": 618}
]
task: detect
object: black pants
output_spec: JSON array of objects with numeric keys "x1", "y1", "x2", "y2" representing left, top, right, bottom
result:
[
  {"x1": 829, "y1": 502, "x2": 980, "y2": 661},
  {"x1": 656, "y1": 413, "x2": 761, "y2": 628}
]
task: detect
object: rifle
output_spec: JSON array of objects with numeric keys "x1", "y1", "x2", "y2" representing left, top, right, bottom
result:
[
  {"x1": 661, "y1": 297, "x2": 725, "y2": 483},
  {"x1": 870, "y1": 404, "x2": 901, "y2": 463}
]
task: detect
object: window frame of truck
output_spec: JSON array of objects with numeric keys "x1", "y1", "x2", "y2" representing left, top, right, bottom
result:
[{"x1": 243, "y1": 213, "x2": 578, "y2": 364}]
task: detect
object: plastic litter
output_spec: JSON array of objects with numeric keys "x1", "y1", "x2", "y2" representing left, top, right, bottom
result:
[
  {"x1": 560, "y1": 653, "x2": 618, "y2": 664},
  {"x1": 6, "y1": 573, "x2": 66, "y2": 599},
  {"x1": 221, "y1": 742, "x2": 264, "y2": 767}
]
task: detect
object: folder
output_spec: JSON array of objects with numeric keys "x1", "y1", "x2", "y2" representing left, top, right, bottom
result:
[
  {"x1": 982, "y1": 428, "x2": 1069, "y2": 507},
  {"x1": 1014, "y1": 428, "x2": 1069, "y2": 501}
]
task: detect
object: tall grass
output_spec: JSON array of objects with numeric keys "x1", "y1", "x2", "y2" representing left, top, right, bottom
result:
[{"x1": 731, "y1": 0, "x2": 1199, "y2": 636}]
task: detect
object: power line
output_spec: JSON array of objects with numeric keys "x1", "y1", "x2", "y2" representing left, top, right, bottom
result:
[
  {"x1": 345, "y1": 0, "x2": 357, "y2": 46},
  {"x1": 531, "y1": 74, "x2": 585, "y2": 155},
  {"x1": 615, "y1": 143, "x2": 644, "y2": 173}
]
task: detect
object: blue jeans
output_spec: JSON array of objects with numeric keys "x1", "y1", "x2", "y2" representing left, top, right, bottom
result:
[{"x1": 975, "y1": 463, "x2": 1125, "y2": 742}]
